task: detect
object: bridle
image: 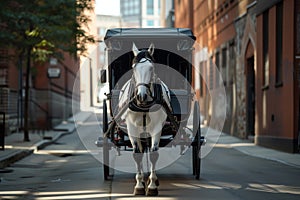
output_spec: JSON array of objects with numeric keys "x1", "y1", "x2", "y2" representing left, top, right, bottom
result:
[
  {"x1": 128, "y1": 54, "x2": 166, "y2": 112},
  {"x1": 132, "y1": 52, "x2": 155, "y2": 98},
  {"x1": 135, "y1": 82, "x2": 152, "y2": 91}
]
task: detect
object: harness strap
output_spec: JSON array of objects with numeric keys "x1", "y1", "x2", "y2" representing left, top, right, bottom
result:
[
  {"x1": 129, "y1": 83, "x2": 164, "y2": 112},
  {"x1": 135, "y1": 83, "x2": 151, "y2": 89}
]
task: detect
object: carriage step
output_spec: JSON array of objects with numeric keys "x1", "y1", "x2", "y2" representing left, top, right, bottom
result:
[
  {"x1": 96, "y1": 136, "x2": 206, "y2": 147},
  {"x1": 95, "y1": 137, "x2": 115, "y2": 148}
]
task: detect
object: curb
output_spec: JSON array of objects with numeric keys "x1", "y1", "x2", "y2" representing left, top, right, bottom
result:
[
  {"x1": 34, "y1": 131, "x2": 73, "y2": 151},
  {"x1": 0, "y1": 111, "x2": 99, "y2": 169},
  {"x1": 0, "y1": 149, "x2": 33, "y2": 169},
  {"x1": 0, "y1": 130, "x2": 74, "y2": 169}
]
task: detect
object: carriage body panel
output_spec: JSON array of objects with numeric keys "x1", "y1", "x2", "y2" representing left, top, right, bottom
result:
[{"x1": 104, "y1": 28, "x2": 196, "y2": 121}]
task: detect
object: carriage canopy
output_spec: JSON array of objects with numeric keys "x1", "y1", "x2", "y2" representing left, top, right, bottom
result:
[
  {"x1": 103, "y1": 28, "x2": 196, "y2": 90},
  {"x1": 104, "y1": 28, "x2": 195, "y2": 50}
]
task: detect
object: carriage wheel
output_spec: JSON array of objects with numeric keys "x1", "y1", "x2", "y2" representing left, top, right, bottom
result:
[
  {"x1": 102, "y1": 99, "x2": 110, "y2": 180},
  {"x1": 192, "y1": 101, "x2": 201, "y2": 180}
]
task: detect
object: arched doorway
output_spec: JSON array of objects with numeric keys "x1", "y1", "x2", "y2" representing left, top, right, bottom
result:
[{"x1": 245, "y1": 41, "x2": 255, "y2": 139}]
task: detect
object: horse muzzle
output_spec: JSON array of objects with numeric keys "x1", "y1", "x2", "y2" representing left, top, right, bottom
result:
[
  {"x1": 136, "y1": 87, "x2": 153, "y2": 106},
  {"x1": 136, "y1": 91, "x2": 148, "y2": 106}
]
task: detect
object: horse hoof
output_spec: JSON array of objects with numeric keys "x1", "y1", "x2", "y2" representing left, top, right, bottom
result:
[
  {"x1": 147, "y1": 179, "x2": 159, "y2": 186},
  {"x1": 134, "y1": 187, "x2": 145, "y2": 195},
  {"x1": 146, "y1": 188, "x2": 158, "y2": 196}
]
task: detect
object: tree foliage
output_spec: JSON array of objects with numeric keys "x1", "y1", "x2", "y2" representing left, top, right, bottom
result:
[
  {"x1": 0, "y1": 0, "x2": 96, "y2": 60},
  {"x1": 0, "y1": 0, "x2": 96, "y2": 141}
]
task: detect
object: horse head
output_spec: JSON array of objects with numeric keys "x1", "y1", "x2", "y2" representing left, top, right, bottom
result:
[{"x1": 132, "y1": 43, "x2": 155, "y2": 106}]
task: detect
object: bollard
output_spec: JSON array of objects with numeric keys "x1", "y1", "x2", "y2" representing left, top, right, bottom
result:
[{"x1": 0, "y1": 112, "x2": 5, "y2": 150}]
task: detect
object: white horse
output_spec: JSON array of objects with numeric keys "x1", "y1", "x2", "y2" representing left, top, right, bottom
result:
[{"x1": 118, "y1": 43, "x2": 171, "y2": 196}]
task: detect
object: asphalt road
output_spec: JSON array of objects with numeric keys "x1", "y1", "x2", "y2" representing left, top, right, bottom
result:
[{"x1": 0, "y1": 114, "x2": 300, "y2": 200}]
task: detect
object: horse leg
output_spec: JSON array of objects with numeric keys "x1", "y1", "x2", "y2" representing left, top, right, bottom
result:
[
  {"x1": 146, "y1": 131, "x2": 161, "y2": 196},
  {"x1": 133, "y1": 151, "x2": 145, "y2": 195},
  {"x1": 128, "y1": 133, "x2": 145, "y2": 195},
  {"x1": 146, "y1": 150, "x2": 159, "y2": 196}
]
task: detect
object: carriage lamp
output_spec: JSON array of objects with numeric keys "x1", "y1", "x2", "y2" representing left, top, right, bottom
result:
[
  {"x1": 108, "y1": 40, "x2": 122, "y2": 51},
  {"x1": 177, "y1": 39, "x2": 194, "y2": 51}
]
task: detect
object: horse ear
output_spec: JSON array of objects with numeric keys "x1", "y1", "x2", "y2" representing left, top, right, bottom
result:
[
  {"x1": 148, "y1": 43, "x2": 155, "y2": 56},
  {"x1": 132, "y1": 43, "x2": 139, "y2": 57}
]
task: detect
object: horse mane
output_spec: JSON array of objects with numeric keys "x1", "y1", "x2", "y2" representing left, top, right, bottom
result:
[{"x1": 132, "y1": 50, "x2": 155, "y2": 64}]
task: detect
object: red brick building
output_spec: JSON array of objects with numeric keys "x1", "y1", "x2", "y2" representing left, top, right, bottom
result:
[
  {"x1": 0, "y1": 49, "x2": 80, "y2": 133},
  {"x1": 34, "y1": 55, "x2": 80, "y2": 129},
  {"x1": 0, "y1": 49, "x2": 19, "y2": 133},
  {"x1": 0, "y1": 0, "x2": 100, "y2": 134},
  {"x1": 255, "y1": 0, "x2": 299, "y2": 152},
  {"x1": 175, "y1": 0, "x2": 300, "y2": 152},
  {"x1": 174, "y1": 0, "x2": 193, "y2": 29}
]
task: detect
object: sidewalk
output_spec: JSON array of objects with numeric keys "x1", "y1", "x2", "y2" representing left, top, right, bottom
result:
[
  {"x1": 0, "y1": 111, "x2": 93, "y2": 169},
  {"x1": 203, "y1": 127, "x2": 300, "y2": 168}
]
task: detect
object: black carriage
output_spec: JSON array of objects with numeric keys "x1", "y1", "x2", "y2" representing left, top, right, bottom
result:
[{"x1": 97, "y1": 28, "x2": 204, "y2": 180}]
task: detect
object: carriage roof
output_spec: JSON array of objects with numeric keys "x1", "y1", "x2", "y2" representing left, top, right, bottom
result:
[
  {"x1": 104, "y1": 28, "x2": 195, "y2": 42},
  {"x1": 104, "y1": 28, "x2": 196, "y2": 51},
  {"x1": 103, "y1": 28, "x2": 196, "y2": 90}
]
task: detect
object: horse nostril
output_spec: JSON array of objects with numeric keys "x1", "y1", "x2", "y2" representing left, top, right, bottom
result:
[
  {"x1": 137, "y1": 93, "x2": 147, "y2": 103},
  {"x1": 137, "y1": 94, "x2": 141, "y2": 102},
  {"x1": 143, "y1": 93, "x2": 147, "y2": 101}
]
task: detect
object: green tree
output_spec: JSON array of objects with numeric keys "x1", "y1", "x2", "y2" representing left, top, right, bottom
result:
[{"x1": 0, "y1": 0, "x2": 96, "y2": 141}]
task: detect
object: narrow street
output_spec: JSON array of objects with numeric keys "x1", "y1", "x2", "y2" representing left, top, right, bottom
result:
[
  {"x1": 0, "y1": 113, "x2": 300, "y2": 200},
  {"x1": 1, "y1": 1, "x2": 300, "y2": 200}
]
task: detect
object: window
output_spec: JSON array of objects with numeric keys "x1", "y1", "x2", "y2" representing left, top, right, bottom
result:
[
  {"x1": 229, "y1": 41, "x2": 235, "y2": 85},
  {"x1": 276, "y1": 2, "x2": 283, "y2": 86},
  {"x1": 263, "y1": 10, "x2": 269, "y2": 87},
  {"x1": 199, "y1": 61, "x2": 206, "y2": 96},
  {"x1": 222, "y1": 48, "x2": 227, "y2": 86},
  {"x1": 147, "y1": 0, "x2": 154, "y2": 15},
  {"x1": 158, "y1": 0, "x2": 160, "y2": 15},
  {"x1": 0, "y1": 49, "x2": 8, "y2": 86},
  {"x1": 215, "y1": 52, "x2": 220, "y2": 87},
  {"x1": 99, "y1": 28, "x2": 106, "y2": 36},
  {"x1": 122, "y1": 0, "x2": 141, "y2": 16},
  {"x1": 209, "y1": 58, "x2": 214, "y2": 90},
  {"x1": 133, "y1": 7, "x2": 139, "y2": 15},
  {"x1": 147, "y1": 20, "x2": 154, "y2": 26}
]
